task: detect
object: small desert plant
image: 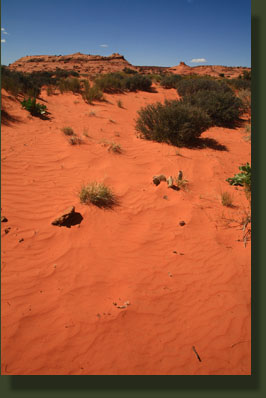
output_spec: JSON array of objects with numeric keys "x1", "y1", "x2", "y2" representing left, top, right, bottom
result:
[
  {"x1": 46, "y1": 86, "x2": 54, "y2": 96},
  {"x1": 135, "y1": 100, "x2": 211, "y2": 147},
  {"x1": 58, "y1": 77, "x2": 80, "y2": 93},
  {"x1": 79, "y1": 182, "x2": 116, "y2": 208},
  {"x1": 244, "y1": 124, "x2": 251, "y2": 141},
  {"x1": 175, "y1": 176, "x2": 189, "y2": 190},
  {"x1": 61, "y1": 127, "x2": 75, "y2": 136},
  {"x1": 123, "y1": 67, "x2": 138, "y2": 74},
  {"x1": 108, "y1": 142, "x2": 122, "y2": 153},
  {"x1": 117, "y1": 100, "x2": 123, "y2": 108},
  {"x1": 83, "y1": 129, "x2": 91, "y2": 138},
  {"x1": 21, "y1": 98, "x2": 47, "y2": 116},
  {"x1": 69, "y1": 136, "x2": 83, "y2": 145},
  {"x1": 227, "y1": 78, "x2": 251, "y2": 91},
  {"x1": 226, "y1": 163, "x2": 251, "y2": 190},
  {"x1": 221, "y1": 191, "x2": 234, "y2": 207}
]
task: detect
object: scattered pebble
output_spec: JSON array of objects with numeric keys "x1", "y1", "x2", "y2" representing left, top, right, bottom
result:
[
  {"x1": 168, "y1": 272, "x2": 173, "y2": 277},
  {"x1": 179, "y1": 221, "x2": 186, "y2": 226},
  {"x1": 173, "y1": 250, "x2": 177, "y2": 254},
  {"x1": 5, "y1": 227, "x2": 11, "y2": 234},
  {"x1": 1, "y1": 216, "x2": 8, "y2": 223},
  {"x1": 19, "y1": 238, "x2": 24, "y2": 243}
]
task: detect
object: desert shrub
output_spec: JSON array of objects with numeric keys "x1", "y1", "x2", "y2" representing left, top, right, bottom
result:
[
  {"x1": 226, "y1": 78, "x2": 251, "y2": 91},
  {"x1": 123, "y1": 74, "x2": 152, "y2": 91},
  {"x1": 226, "y1": 163, "x2": 251, "y2": 191},
  {"x1": 95, "y1": 73, "x2": 125, "y2": 93},
  {"x1": 219, "y1": 73, "x2": 225, "y2": 78},
  {"x1": 147, "y1": 74, "x2": 162, "y2": 83},
  {"x1": 61, "y1": 127, "x2": 75, "y2": 136},
  {"x1": 69, "y1": 136, "x2": 83, "y2": 145},
  {"x1": 176, "y1": 77, "x2": 232, "y2": 97},
  {"x1": 54, "y1": 69, "x2": 79, "y2": 79},
  {"x1": 123, "y1": 67, "x2": 138, "y2": 74},
  {"x1": 58, "y1": 77, "x2": 80, "y2": 93},
  {"x1": 237, "y1": 89, "x2": 251, "y2": 113},
  {"x1": 82, "y1": 83, "x2": 103, "y2": 103},
  {"x1": 21, "y1": 98, "x2": 47, "y2": 116},
  {"x1": 181, "y1": 90, "x2": 243, "y2": 127},
  {"x1": 221, "y1": 192, "x2": 234, "y2": 207},
  {"x1": 1, "y1": 67, "x2": 42, "y2": 97},
  {"x1": 79, "y1": 182, "x2": 116, "y2": 208},
  {"x1": 160, "y1": 74, "x2": 182, "y2": 89},
  {"x1": 117, "y1": 100, "x2": 123, "y2": 108},
  {"x1": 135, "y1": 100, "x2": 211, "y2": 146}
]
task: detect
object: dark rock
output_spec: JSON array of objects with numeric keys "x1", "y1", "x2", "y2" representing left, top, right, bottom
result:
[
  {"x1": 19, "y1": 238, "x2": 24, "y2": 243},
  {"x1": 153, "y1": 174, "x2": 166, "y2": 186},
  {"x1": 5, "y1": 227, "x2": 11, "y2": 234},
  {"x1": 179, "y1": 221, "x2": 186, "y2": 226},
  {"x1": 1, "y1": 216, "x2": 8, "y2": 222}
]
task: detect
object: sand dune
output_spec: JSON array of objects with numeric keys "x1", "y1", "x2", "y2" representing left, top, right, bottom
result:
[{"x1": 1, "y1": 85, "x2": 251, "y2": 375}]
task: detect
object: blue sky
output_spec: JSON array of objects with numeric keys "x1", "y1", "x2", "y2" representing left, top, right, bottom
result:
[{"x1": 1, "y1": 0, "x2": 251, "y2": 67}]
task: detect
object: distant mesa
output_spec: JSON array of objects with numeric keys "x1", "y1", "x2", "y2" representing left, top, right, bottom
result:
[{"x1": 8, "y1": 53, "x2": 250, "y2": 78}]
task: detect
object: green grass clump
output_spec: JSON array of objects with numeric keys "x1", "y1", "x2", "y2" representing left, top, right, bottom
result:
[
  {"x1": 61, "y1": 127, "x2": 75, "y2": 136},
  {"x1": 82, "y1": 83, "x2": 103, "y2": 103},
  {"x1": 69, "y1": 136, "x2": 83, "y2": 145},
  {"x1": 79, "y1": 182, "x2": 116, "y2": 208},
  {"x1": 117, "y1": 100, "x2": 123, "y2": 108},
  {"x1": 135, "y1": 99, "x2": 211, "y2": 147},
  {"x1": 94, "y1": 72, "x2": 152, "y2": 93}
]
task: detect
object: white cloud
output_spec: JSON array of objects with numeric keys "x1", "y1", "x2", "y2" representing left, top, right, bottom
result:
[
  {"x1": 100, "y1": 44, "x2": 108, "y2": 48},
  {"x1": 3, "y1": 31, "x2": 8, "y2": 34},
  {"x1": 1, "y1": 39, "x2": 6, "y2": 43},
  {"x1": 190, "y1": 58, "x2": 207, "y2": 63}
]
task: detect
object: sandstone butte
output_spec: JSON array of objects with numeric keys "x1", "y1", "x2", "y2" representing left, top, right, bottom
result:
[
  {"x1": 8, "y1": 52, "x2": 250, "y2": 78},
  {"x1": 1, "y1": 53, "x2": 251, "y2": 375}
]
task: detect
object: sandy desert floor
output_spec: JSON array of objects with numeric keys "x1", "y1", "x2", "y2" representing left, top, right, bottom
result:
[{"x1": 1, "y1": 85, "x2": 251, "y2": 375}]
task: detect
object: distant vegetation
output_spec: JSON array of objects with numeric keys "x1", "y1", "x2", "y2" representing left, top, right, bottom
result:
[
  {"x1": 94, "y1": 72, "x2": 152, "y2": 93},
  {"x1": 176, "y1": 77, "x2": 232, "y2": 97},
  {"x1": 160, "y1": 74, "x2": 182, "y2": 89},
  {"x1": 1, "y1": 66, "x2": 80, "y2": 97}
]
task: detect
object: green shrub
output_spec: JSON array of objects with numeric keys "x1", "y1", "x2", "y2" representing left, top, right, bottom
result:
[
  {"x1": 226, "y1": 78, "x2": 251, "y2": 91},
  {"x1": 160, "y1": 74, "x2": 182, "y2": 89},
  {"x1": 221, "y1": 191, "x2": 234, "y2": 207},
  {"x1": 95, "y1": 73, "x2": 125, "y2": 93},
  {"x1": 237, "y1": 89, "x2": 251, "y2": 113},
  {"x1": 82, "y1": 82, "x2": 103, "y2": 103},
  {"x1": 79, "y1": 182, "x2": 116, "y2": 208},
  {"x1": 176, "y1": 77, "x2": 232, "y2": 97},
  {"x1": 21, "y1": 98, "x2": 47, "y2": 116},
  {"x1": 135, "y1": 100, "x2": 211, "y2": 146},
  {"x1": 182, "y1": 90, "x2": 243, "y2": 127},
  {"x1": 123, "y1": 74, "x2": 152, "y2": 91}
]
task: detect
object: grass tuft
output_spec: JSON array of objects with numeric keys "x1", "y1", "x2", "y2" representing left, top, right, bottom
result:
[{"x1": 79, "y1": 182, "x2": 117, "y2": 208}]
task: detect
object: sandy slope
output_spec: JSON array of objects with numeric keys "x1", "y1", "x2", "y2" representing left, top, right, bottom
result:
[{"x1": 1, "y1": 86, "x2": 251, "y2": 375}]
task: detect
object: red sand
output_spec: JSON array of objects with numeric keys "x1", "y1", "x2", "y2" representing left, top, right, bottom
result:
[{"x1": 1, "y1": 86, "x2": 251, "y2": 375}]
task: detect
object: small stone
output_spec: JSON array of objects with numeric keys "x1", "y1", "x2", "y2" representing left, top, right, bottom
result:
[
  {"x1": 19, "y1": 238, "x2": 24, "y2": 243},
  {"x1": 167, "y1": 176, "x2": 174, "y2": 188},
  {"x1": 168, "y1": 272, "x2": 173, "y2": 277},
  {"x1": 163, "y1": 195, "x2": 168, "y2": 200},
  {"x1": 179, "y1": 221, "x2": 186, "y2": 226},
  {"x1": 173, "y1": 250, "x2": 177, "y2": 254},
  {"x1": 5, "y1": 228, "x2": 11, "y2": 234},
  {"x1": 1, "y1": 216, "x2": 8, "y2": 223},
  {"x1": 153, "y1": 175, "x2": 166, "y2": 186}
]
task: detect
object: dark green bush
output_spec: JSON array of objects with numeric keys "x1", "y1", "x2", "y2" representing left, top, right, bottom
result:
[
  {"x1": 176, "y1": 77, "x2": 232, "y2": 97},
  {"x1": 226, "y1": 163, "x2": 251, "y2": 190},
  {"x1": 21, "y1": 98, "x2": 47, "y2": 116},
  {"x1": 182, "y1": 90, "x2": 243, "y2": 127},
  {"x1": 123, "y1": 74, "x2": 152, "y2": 92},
  {"x1": 135, "y1": 100, "x2": 211, "y2": 146},
  {"x1": 82, "y1": 84, "x2": 103, "y2": 103},
  {"x1": 160, "y1": 74, "x2": 182, "y2": 89}
]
